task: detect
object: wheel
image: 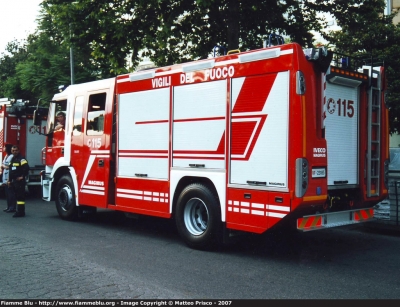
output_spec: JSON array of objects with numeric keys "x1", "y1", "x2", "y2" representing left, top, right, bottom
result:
[
  {"x1": 55, "y1": 175, "x2": 78, "y2": 220},
  {"x1": 175, "y1": 183, "x2": 222, "y2": 250}
]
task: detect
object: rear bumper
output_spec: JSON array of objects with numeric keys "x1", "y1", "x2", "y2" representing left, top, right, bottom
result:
[{"x1": 297, "y1": 208, "x2": 374, "y2": 231}]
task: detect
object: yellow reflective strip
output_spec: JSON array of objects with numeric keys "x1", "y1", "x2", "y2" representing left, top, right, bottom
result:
[
  {"x1": 17, "y1": 201, "x2": 25, "y2": 205},
  {"x1": 302, "y1": 195, "x2": 328, "y2": 202},
  {"x1": 299, "y1": 217, "x2": 308, "y2": 229},
  {"x1": 21, "y1": 161, "x2": 28, "y2": 165},
  {"x1": 311, "y1": 216, "x2": 321, "y2": 228}
]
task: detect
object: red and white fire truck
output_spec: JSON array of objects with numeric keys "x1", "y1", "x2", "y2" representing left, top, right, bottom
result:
[
  {"x1": 35, "y1": 41, "x2": 389, "y2": 249},
  {"x1": 0, "y1": 98, "x2": 47, "y2": 195}
]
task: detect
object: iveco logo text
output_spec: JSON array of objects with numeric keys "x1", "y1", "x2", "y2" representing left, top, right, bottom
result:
[{"x1": 313, "y1": 148, "x2": 326, "y2": 158}]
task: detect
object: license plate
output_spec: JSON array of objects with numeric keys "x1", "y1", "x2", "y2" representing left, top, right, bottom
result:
[{"x1": 312, "y1": 168, "x2": 326, "y2": 178}]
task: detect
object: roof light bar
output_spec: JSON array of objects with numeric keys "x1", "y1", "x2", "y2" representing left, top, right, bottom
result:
[
  {"x1": 327, "y1": 66, "x2": 368, "y2": 87},
  {"x1": 239, "y1": 48, "x2": 280, "y2": 63},
  {"x1": 129, "y1": 70, "x2": 156, "y2": 82},
  {"x1": 330, "y1": 67, "x2": 368, "y2": 80},
  {"x1": 328, "y1": 76, "x2": 362, "y2": 87},
  {"x1": 182, "y1": 60, "x2": 215, "y2": 73}
]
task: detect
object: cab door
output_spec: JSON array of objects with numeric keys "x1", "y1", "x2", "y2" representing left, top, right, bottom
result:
[
  {"x1": 72, "y1": 91, "x2": 111, "y2": 208},
  {"x1": 70, "y1": 95, "x2": 85, "y2": 200}
]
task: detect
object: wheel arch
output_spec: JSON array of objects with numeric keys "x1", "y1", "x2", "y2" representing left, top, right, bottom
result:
[
  {"x1": 171, "y1": 172, "x2": 226, "y2": 222},
  {"x1": 51, "y1": 166, "x2": 79, "y2": 205}
]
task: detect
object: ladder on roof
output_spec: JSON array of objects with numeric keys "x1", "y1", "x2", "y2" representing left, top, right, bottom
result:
[{"x1": 366, "y1": 67, "x2": 382, "y2": 197}]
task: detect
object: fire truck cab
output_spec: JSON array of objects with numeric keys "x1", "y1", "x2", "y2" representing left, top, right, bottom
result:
[{"x1": 0, "y1": 98, "x2": 47, "y2": 195}]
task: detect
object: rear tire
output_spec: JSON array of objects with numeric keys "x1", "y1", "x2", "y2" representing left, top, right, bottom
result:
[
  {"x1": 55, "y1": 175, "x2": 78, "y2": 220},
  {"x1": 175, "y1": 183, "x2": 222, "y2": 250}
]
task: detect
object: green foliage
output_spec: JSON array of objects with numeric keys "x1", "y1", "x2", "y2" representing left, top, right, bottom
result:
[
  {"x1": 16, "y1": 33, "x2": 71, "y2": 101},
  {"x1": 326, "y1": 0, "x2": 400, "y2": 134},
  {"x1": 0, "y1": 41, "x2": 31, "y2": 100},
  {"x1": 0, "y1": 1, "x2": 108, "y2": 104},
  {"x1": 16, "y1": 16, "x2": 102, "y2": 102},
  {"x1": 1, "y1": 0, "x2": 399, "y2": 131},
  {"x1": 41, "y1": 0, "x2": 325, "y2": 68}
]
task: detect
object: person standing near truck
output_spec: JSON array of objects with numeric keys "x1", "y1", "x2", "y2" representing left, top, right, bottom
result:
[
  {"x1": 8, "y1": 145, "x2": 30, "y2": 218},
  {"x1": 1, "y1": 143, "x2": 15, "y2": 212}
]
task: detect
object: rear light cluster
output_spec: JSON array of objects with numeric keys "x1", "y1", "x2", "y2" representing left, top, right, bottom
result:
[
  {"x1": 296, "y1": 158, "x2": 308, "y2": 197},
  {"x1": 330, "y1": 67, "x2": 368, "y2": 81}
]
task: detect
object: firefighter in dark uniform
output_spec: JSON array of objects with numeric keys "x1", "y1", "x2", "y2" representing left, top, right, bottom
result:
[{"x1": 8, "y1": 145, "x2": 30, "y2": 218}]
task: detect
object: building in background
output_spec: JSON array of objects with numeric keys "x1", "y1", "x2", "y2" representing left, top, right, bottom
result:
[
  {"x1": 385, "y1": 1, "x2": 400, "y2": 147},
  {"x1": 386, "y1": 0, "x2": 400, "y2": 23}
]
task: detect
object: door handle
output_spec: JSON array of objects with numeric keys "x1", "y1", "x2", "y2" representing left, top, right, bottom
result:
[
  {"x1": 135, "y1": 173, "x2": 148, "y2": 177},
  {"x1": 98, "y1": 159, "x2": 104, "y2": 167}
]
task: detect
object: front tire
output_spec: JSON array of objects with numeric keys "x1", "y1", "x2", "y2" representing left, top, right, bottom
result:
[
  {"x1": 175, "y1": 183, "x2": 222, "y2": 250},
  {"x1": 55, "y1": 175, "x2": 78, "y2": 220}
]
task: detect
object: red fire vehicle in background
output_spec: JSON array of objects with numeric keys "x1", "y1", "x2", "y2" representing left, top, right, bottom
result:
[
  {"x1": 34, "y1": 39, "x2": 389, "y2": 249},
  {"x1": 0, "y1": 98, "x2": 47, "y2": 195}
]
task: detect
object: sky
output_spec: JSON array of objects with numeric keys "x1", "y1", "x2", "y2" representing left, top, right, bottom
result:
[{"x1": 0, "y1": 0, "x2": 42, "y2": 53}]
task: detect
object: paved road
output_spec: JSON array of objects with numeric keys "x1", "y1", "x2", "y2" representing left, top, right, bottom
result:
[{"x1": 1, "y1": 196, "x2": 400, "y2": 299}]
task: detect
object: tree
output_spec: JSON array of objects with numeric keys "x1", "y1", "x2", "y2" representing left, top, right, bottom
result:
[
  {"x1": 15, "y1": 32, "x2": 75, "y2": 102},
  {"x1": 3, "y1": 0, "x2": 398, "y2": 114},
  {"x1": 16, "y1": 29, "x2": 100, "y2": 102},
  {"x1": 41, "y1": 0, "x2": 329, "y2": 69},
  {"x1": 0, "y1": 4, "x2": 104, "y2": 103},
  {"x1": 325, "y1": 0, "x2": 400, "y2": 134},
  {"x1": 0, "y1": 40, "x2": 32, "y2": 100}
]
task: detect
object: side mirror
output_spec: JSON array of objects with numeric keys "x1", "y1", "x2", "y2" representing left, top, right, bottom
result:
[{"x1": 33, "y1": 109, "x2": 42, "y2": 126}]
